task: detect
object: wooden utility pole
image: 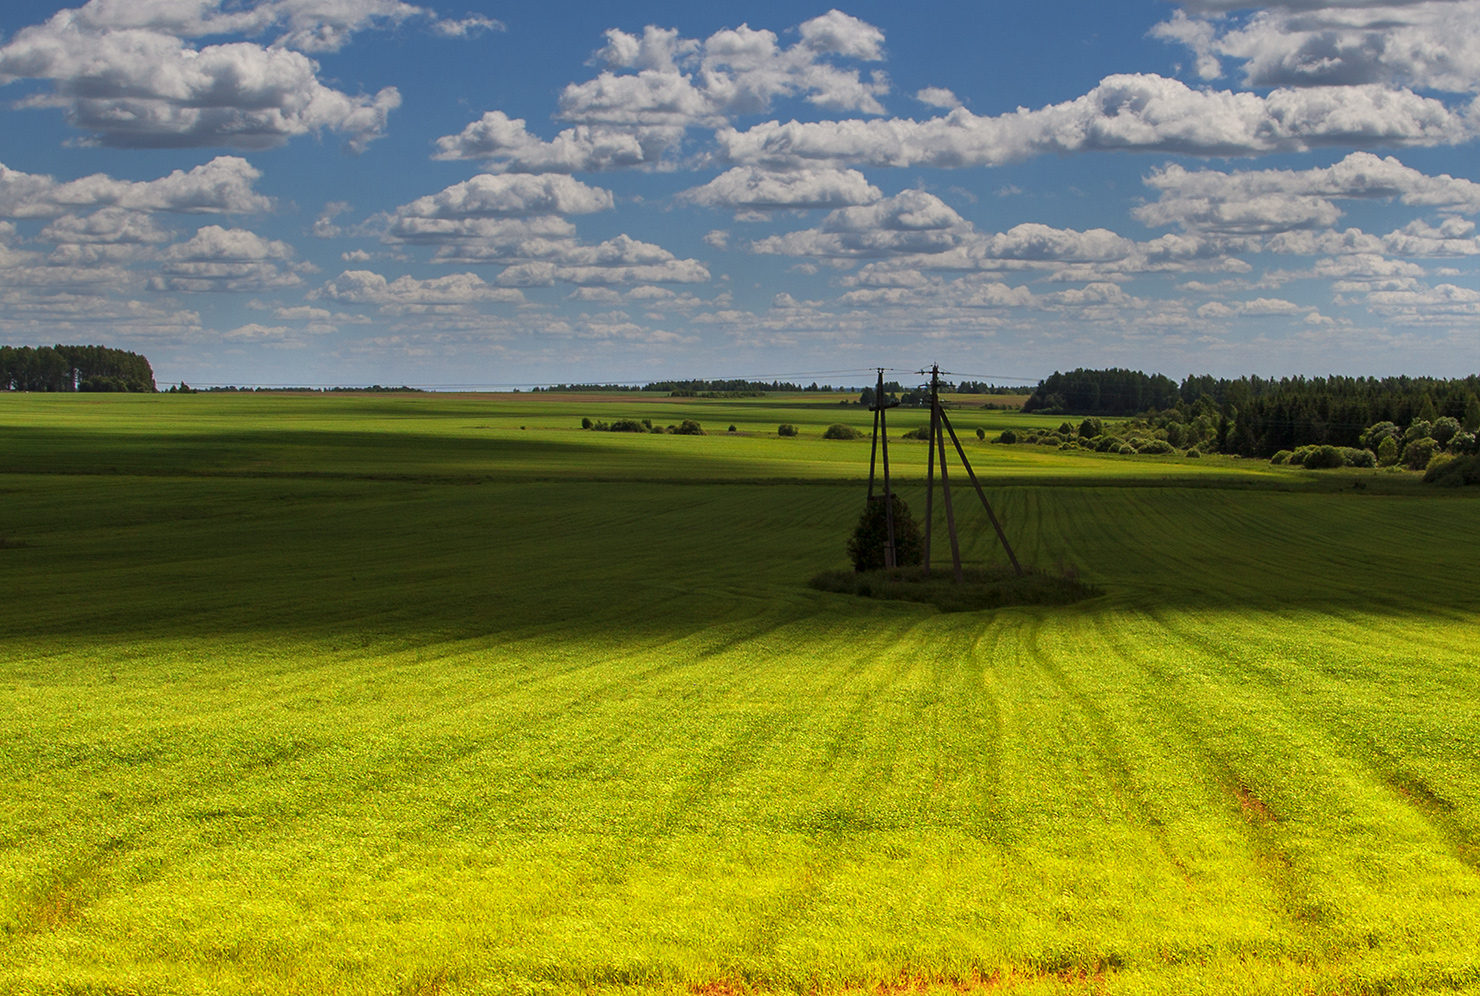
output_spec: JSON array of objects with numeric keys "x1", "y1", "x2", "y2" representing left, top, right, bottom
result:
[
  {"x1": 920, "y1": 364, "x2": 1024, "y2": 579},
  {"x1": 865, "y1": 368, "x2": 900, "y2": 569}
]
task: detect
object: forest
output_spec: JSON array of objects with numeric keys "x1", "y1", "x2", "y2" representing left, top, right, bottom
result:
[{"x1": 0, "y1": 345, "x2": 155, "y2": 393}]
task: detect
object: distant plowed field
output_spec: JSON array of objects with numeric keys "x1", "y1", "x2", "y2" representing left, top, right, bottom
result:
[{"x1": 2, "y1": 394, "x2": 1477, "y2": 995}]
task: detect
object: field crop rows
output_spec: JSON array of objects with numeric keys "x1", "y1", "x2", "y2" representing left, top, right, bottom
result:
[{"x1": 1, "y1": 394, "x2": 1478, "y2": 994}]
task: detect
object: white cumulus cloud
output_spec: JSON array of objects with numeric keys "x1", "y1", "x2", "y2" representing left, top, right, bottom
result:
[
  {"x1": 717, "y1": 74, "x2": 1474, "y2": 168},
  {"x1": 0, "y1": 157, "x2": 272, "y2": 219},
  {"x1": 678, "y1": 167, "x2": 882, "y2": 211},
  {"x1": 0, "y1": 2, "x2": 404, "y2": 149}
]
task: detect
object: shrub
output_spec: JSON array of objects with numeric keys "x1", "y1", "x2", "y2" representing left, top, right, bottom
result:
[
  {"x1": 1185, "y1": 447, "x2": 1201, "y2": 458},
  {"x1": 609, "y1": 418, "x2": 646, "y2": 432},
  {"x1": 728, "y1": 424, "x2": 737, "y2": 433},
  {"x1": 1405, "y1": 419, "x2": 1433, "y2": 442},
  {"x1": 847, "y1": 494, "x2": 924, "y2": 572},
  {"x1": 823, "y1": 423, "x2": 862, "y2": 440},
  {"x1": 672, "y1": 419, "x2": 705, "y2": 435},
  {"x1": 1431, "y1": 416, "x2": 1462, "y2": 448},
  {"x1": 777, "y1": 423, "x2": 798, "y2": 437},
  {"x1": 1058, "y1": 441, "x2": 1076, "y2": 450},
  {"x1": 976, "y1": 427, "x2": 986, "y2": 440},
  {"x1": 1343, "y1": 448, "x2": 1377, "y2": 469},
  {"x1": 580, "y1": 417, "x2": 593, "y2": 429},
  {"x1": 1361, "y1": 421, "x2": 1401, "y2": 449},
  {"x1": 997, "y1": 429, "x2": 1018, "y2": 444},
  {"x1": 1424, "y1": 454, "x2": 1480, "y2": 487},
  {"x1": 1139, "y1": 440, "x2": 1174, "y2": 455},
  {"x1": 1377, "y1": 436, "x2": 1400, "y2": 466},
  {"x1": 1078, "y1": 417, "x2": 1103, "y2": 439},
  {"x1": 1095, "y1": 436, "x2": 1120, "y2": 453},
  {"x1": 1270, "y1": 450, "x2": 1292, "y2": 465},
  {"x1": 1117, "y1": 444, "x2": 1134, "y2": 455},
  {"x1": 1402, "y1": 437, "x2": 1438, "y2": 470},
  {"x1": 1164, "y1": 421, "x2": 1187, "y2": 448},
  {"x1": 1302, "y1": 445, "x2": 1347, "y2": 470},
  {"x1": 650, "y1": 424, "x2": 665, "y2": 434},
  {"x1": 642, "y1": 419, "x2": 653, "y2": 429},
  {"x1": 1058, "y1": 421, "x2": 1076, "y2": 436},
  {"x1": 1452, "y1": 430, "x2": 1478, "y2": 455},
  {"x1": 900, "y1": 426, "x2": 932, "y2": 440}
]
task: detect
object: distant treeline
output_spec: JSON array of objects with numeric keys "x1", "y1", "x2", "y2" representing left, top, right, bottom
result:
[
  {"x1": 1, "y1": 344, "x2": 155, "y2": 393},
  {"x1": 1024, "y1": 367, "x2": 1480, "y2": 457},
  {"x1": 535, "y1": 380, "x2": 857, "y2": 394},
  {"x1": 195, "y1": 384, "x2": 424, "y2": 393}
]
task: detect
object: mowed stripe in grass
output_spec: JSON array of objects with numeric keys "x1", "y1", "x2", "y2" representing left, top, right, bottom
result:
[{"x1": 2, "y1": 397, "x2": 1480, "y2": 994}]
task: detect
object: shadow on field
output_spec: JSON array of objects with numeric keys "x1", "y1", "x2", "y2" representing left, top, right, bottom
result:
[
  {"x1": 2, "y1": 468, "x2": 1476, "y2": 648},
  {"x1": 0, "y1": 424, "x2": 788, "y2": 483}
]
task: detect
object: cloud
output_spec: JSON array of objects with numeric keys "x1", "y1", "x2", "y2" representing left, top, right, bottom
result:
[
  {"x1": 678, "y1": 166, "x2": 882, "y2": 211},
  {"x1": 0, "y1": 0, "x2": 430, "y2": 53},
  {"x1": 0, "y1": 3, "x2": 404, "y2": 149},
  {"x1": 151, "y1": 224, "x2": 302, "y2": 291},
  {"x1": 798, "y1": 9, "x2": 886, "y2": 60},
  {"x1": 432, "y1": 111, "x2": 677, "y2": 172},
  {"x1": 1139, "y1": 152, "x2": 1480, "y2": 231},
  {"x1": 313, "y1": 201, "x2": 352, "y2": 238},
  {"x1": 39, "y1": 209, "x2": 173, "y2": 245},
  {"x1": 717, "y1": 74, "x2": 1474, "y2": 168},
  {"x1": 380, "y1": 175, "x2": 710, "y2": 285},
  {"x1": 394, "y1": 174, "x2": 615, "y2": 220},
  {"x1": 1265, "y1": 226, "x2": 1386, "y2": 253},
  {"x1": 434, "y1": 12, "x2": 891, "y2": 171},
  {"x1": 1152, "y1": 1, "x2": 1480, "y2": 93},
  {"x1": 429, "y1": 14, "x2": 505, "y2": 38},
  {"x1": 317, "y1": 269, "x2": 526, "y2": 311},
  {"x1": 750, "y1": 190, "x2": 972, "y2": 257},
  {"x1": 1382, "y1": 216, "x2": 1480, "y2": 254},
  {"x1": 915, "y1": 87, "x2": 962, "y2": 109},
  {"x1": 0, "y1": 157, "x2": 272, "y2": 219}
]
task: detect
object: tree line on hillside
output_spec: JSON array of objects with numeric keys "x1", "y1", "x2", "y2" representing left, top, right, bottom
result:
[
  {"x1": 1022, "y1": 368, "x2": 1480, "y2": 459},
  {"x1": 1, "y1": 345, "x2": 155, "y2": 392}
]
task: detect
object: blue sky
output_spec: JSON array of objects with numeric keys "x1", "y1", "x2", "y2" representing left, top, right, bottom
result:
[{"x1": 1, "y1": 0, "x2": 1476, "y2": 387}]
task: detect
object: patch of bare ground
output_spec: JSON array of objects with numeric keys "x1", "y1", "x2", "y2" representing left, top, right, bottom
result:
[
  {"x1": 1235, "y1": 784, "x2": 1277, "y2": 824},
  {"x1": 689, "y1": 966, "x2": 1120, "y2": 995}
]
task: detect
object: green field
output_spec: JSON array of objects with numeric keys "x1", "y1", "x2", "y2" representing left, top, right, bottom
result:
[{"x1": 2, "y1": 393, "x2": 1478, "y2": 995}]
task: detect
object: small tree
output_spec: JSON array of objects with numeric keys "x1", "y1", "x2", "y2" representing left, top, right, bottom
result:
[
  {"x1": 975, "y1": 427, "x2": 985, "y2": 440},
  {"x1": 1431, "y1": 416, "x2": 1461, "y2": 448},
  {"x1": 778, "y1": 423, "x2": 798, "y2": 437},
  {"x1": 1377, "y1": 435, "x2": 1400, "y2": 466},
  {"x1": 847, "y1": 494, "x2": 924, "y2": 572},
  {"x1": 673, "y1": 419, "x2": 705, "y2": 435},
  {"x1": 822, "y1": 423, "x2": 862, "y2": 440}
]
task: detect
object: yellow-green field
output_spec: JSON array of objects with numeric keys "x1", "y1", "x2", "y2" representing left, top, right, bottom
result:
[{"x1": 1, "y1": 392, "x2": 1477, "y2": 995}]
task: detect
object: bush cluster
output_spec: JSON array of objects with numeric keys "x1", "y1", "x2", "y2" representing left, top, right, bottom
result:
[
  {"x1": 580, "y1": 416, "x2": 702, "y2": 435},
  {"x1": 993, "y1": 420, "x2": 1199, "y2": 458},
  {"x1": 777, "y1": 423, "x2": 798, "y2": 437},
  {"x1": 846, "y1": 494, "x2": 924, "y2": 572},
  {"x1": 822, "y1": 423, "x2": 863, "y2": 440}
]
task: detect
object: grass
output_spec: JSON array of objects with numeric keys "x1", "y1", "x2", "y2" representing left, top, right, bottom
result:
[
  {"x1": 809, "y1": 566, "x2": 1102, "y2": 612},
  {"x1": 1, "y1": 392, "x2": 1478, "y2": 995}
]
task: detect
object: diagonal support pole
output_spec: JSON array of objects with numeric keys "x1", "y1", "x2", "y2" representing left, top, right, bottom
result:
[
  {"x1": 935, "y1": 397, "x2": 963, "y2": 583},
  {"x1": 938, "y1": 407, "x2": 1024, "y2": 577}
]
